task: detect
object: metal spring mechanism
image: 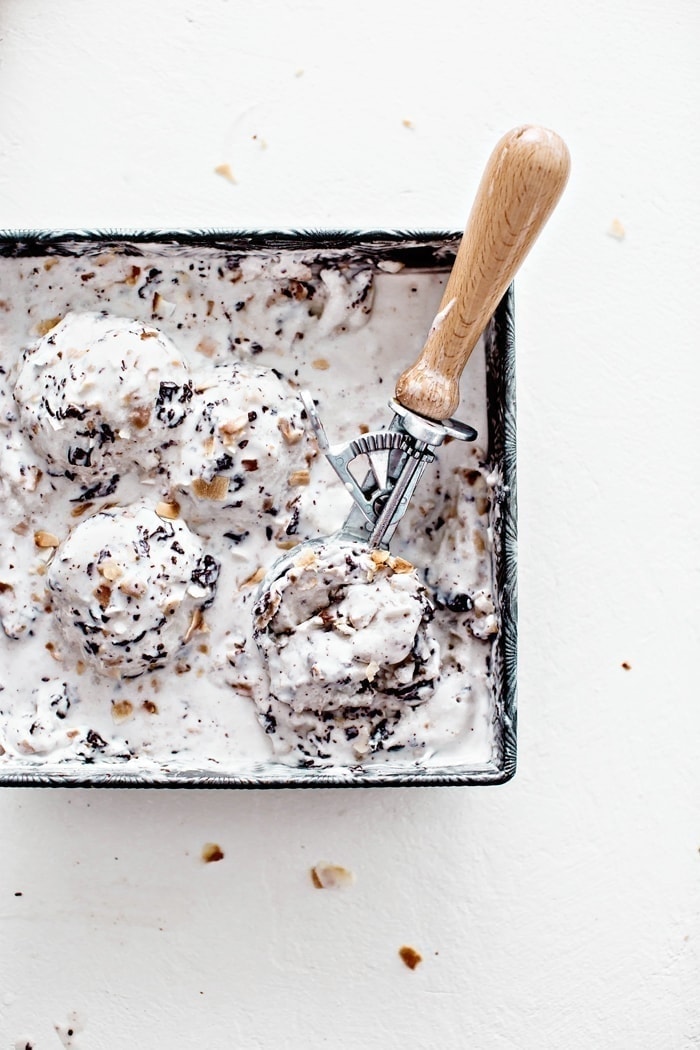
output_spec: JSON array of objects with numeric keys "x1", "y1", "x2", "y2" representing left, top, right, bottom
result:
[{"x1": 301, "y1": 392, "x2": 477, "y2": 549}]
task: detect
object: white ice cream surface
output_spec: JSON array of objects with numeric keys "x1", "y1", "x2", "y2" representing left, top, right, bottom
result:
[{"x1": 0, "y1": 244, "x2": 500, "y2": 774}]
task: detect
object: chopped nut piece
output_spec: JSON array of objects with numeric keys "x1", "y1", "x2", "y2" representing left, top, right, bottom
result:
[
  {"x1": 219, "y1": 415, "x2": 249, "y2": 438},
  {"x1": 311, "y1": 358, "x2": 330, "y2": 370},
  {"x1": 111, "y1": 699, "x2": 134, "y2": 722},
  {"x1": 196, "y1": 336, "x2": 217, "y2": 357},
  {"x1": 94, "y1": 582, "x2": 112, "y2": 609},
  {"x1": 44, "y1": 640, "x2": 62, "y2": 662},
  {"x1": 142, "y1": 699, "x2": 159, "y2": 715},
  {"x1": 183, "y1": 607, "x2": 206, "y2": 645},
  {"x1": 201, "y1": 842, "x2": 225, "y2": 863},
  {"x1": 130, "y1": 406, "x2": 151, "y2": 429},
  {"x1": 607, "y1": 218, "x2": 626, "y2": 240},
  {"x1": 621, "y1": 661, "x2": 632, "y2": 671},
  {"x1": 285, "y1": 279, "x2": 307, "y2": 300},
  {"x1": 275, "y1": 539, "x2": 297, "y2": 550},
  {"x1": 98, "y1": 559, "x2": 123, "y2": 582},
  {"x1": 156, "y1": 499, "x2": 180, "y2": 520},
  {"x1": 34, "y1": 530, "x2": 60, "y2": 548},
  {"x1": 277, "y1": 417, "x2": 304, "y2": 444},
  {"x1": 71, "y1": 502, "x2": 94, "y2": 518},
  {"x1": 310, "y1": 863, "x2": 355, "y2": 889},
  {"x1": 365, "y1": 660, "x2": 380, "y2": 682},
  {"x1": 35, "y1": 316, "x2": 62, "y2": 336},
  {"x1": 389, "y1": 556, "x2": 414, "y2": 574},
  {"x1": 377, "y1": 259, "x2": 405, "y2": 273},
  {"x1": 214, "y1": 163, "x2": 237, "y2": 184},
  {"x1": 370, "y1": 549, "x2": 391, "y2": 567},
  {"x1": 192, "y1": 475, "x2": 230, "y2": 501},
  {"x1": 241, "y1": 566, "x2": 265, "y2": 588},
  {"x1": 399, "y1": 946, "x2": 422, "y2": 970},
  {"x1": 228, "y1": 680, "x2": 253, "y2": 694},
  {"x1": 152, "y1": 292, "x2": 176, "y2": 317},
  {"x1": 194, "y1": 377, "x2": 219, "y2": 393},
  {"x1": 288, "y1": 469, "x2": 310, "y2": 486},
  {"x1": 118, "y1": 578, "x2": 146, "y2": 598},
  {"x1": 20, "y1": 465, "x2": 42, "y2": 493}
]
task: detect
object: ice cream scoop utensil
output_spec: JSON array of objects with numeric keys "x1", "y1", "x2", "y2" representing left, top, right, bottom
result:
[
  {"x1": 301, "y1": 392, "x2": 476, "y2": 548},
  {"x1": 257, "y1": 124, "x2": 570, "y2": 601},
  {"x1": 306, "y1": 124, "x2": 571, "y2": 549}
]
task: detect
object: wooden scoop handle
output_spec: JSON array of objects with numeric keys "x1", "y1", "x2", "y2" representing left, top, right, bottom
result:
[{"x1": 395, "y1": 125, "x2": 571, "y2": 421}]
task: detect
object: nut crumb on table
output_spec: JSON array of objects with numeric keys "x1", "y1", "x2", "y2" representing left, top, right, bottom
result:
[
  {"x1": 310, "y1": 863, "x2": 355, "y2": 889},
  {"x1": 201, "y1": 842, "x2": 225, "y2": 863},
  {"x1": 398, "y1": 945, "x2": 422, "y2": 970}
]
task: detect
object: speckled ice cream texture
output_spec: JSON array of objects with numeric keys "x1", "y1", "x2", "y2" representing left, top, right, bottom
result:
[
  {"x1": 165, "y1": 362, "x2": 309, "y2": 539},
  {"x1": 0, "y1": 242, "x2": 502, "y2": 776},
  {"x1": 47, "y1": 501, "x2": 220, "y2": 679},
  {"x1": 14, "y1": 311, "x2": 191, "y2": 493}
]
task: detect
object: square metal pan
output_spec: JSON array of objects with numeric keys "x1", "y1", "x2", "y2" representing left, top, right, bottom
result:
[{"x1": 0, "y1": 230, "x2": 516, "y2": 788}]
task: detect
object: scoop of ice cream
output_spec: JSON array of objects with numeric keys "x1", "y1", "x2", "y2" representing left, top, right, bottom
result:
[
  {"x1": 254, "y1": 540, "x2": 440, "y2": 718},
  {"x1": 13, "y1": 311, "x2": 192, "y2": 495},
  {"x1": 47, "y1": 501, "x2": 219, "y2": 678},
  {"x1": 166, "y1": 364, "x2": 309, "y2": 540}
]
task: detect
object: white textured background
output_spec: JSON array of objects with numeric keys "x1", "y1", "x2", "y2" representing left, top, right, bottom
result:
[{"x1": 1, "y1": 1, "x2": 699, "y2": 1047}]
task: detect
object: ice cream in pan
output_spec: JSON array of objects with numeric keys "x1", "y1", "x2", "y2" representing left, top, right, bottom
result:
[
  {"x1": 254, "y1": 126, "x2": 570, "y2": 722},
  {"x1": 0, "y1": 124, "x2": 569, "y2": 777}
]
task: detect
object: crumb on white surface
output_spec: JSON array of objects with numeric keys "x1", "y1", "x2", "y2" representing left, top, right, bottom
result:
[
  {"x1": 310, "y1": 862, "x2": 356, "y2": 889},
  {"x1": 214, "y1": 163, "x2": 237, "y2": 184},
  {"x1": 398, "y1": 945, "x2": 423, "y2": 970},
  {"x1": 607, "y1": 218, "x2": 625, "y2": 240},
  {"x1": 201, "y1": 842, "x2": 225, "y2": 863}
]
